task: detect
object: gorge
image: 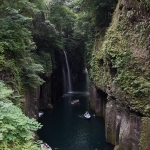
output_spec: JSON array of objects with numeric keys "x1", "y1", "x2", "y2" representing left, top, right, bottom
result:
[
  {"x1": 38, "y1": 70, "x2": 114, "y2": 150},
  {"x1": 0, "y1": 0, "x2": 150, "y2": 150}
]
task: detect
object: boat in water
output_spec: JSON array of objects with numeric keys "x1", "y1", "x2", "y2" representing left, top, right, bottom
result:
[
  {"x1": 39, "y1": 111, "x2": 44, "y2": 117},
  {"x1": 84, "y1": 111, "x2": 91, "y2": 119},
  {"x1": 70, "y1": 99, "x2": 80, "y2": 105},
  {"x1": 41, "y1": 143, "x2": 52, "y2": 150}
]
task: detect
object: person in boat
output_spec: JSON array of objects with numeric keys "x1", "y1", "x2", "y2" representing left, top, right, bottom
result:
[
  {"x1": 85, "y1": 111, "x2": 89, "y2": 115},
  {"x1": 44, "y1": 143, "x2": 50, "y2": 148},
  {"x1": 85, "y1": 111, "x2": 89, "y2": 116}
]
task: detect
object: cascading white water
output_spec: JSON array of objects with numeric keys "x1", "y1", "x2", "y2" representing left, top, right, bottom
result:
[
  {"x1": 62, "y1": 67, "x2": 67, "y2": 94},
  {"x1": 63, "y1": 51, "x2": 72, "y2": 93}
]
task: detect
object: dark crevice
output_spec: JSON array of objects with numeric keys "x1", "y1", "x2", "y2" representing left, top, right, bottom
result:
[
  {"x1": 110, "y1": 67, "x2": 117, "y2": 78},
  {"x1": 119, "y1": 4, "x2": 124, "y2": 10},
  {"x1": 127, "y1": 7, "x2": 132, "y2": 11},
  {"x1": 116, "y1": 121, "x2": 121, "y2": 144},
  {"x1": 129, "y1": 108, "x2": 144, "y2": 117},
  {"x1": 96, "y1": 89, "x2": 108, "y2": 116},
  {"x1": 109, "y1": 96, "x2": 116, "y2": 101},
  {"x1": 97, "y1": 89, "x2": 108, "y2": 99},
  {"x1": 98, "y1": 59, "x2": 104, "y2": 67},
  {"x1": 108, "y1": 62, "x2": 117, "y2": 78}
]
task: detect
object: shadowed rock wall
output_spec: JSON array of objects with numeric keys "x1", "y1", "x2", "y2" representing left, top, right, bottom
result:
[
  {"x1": 89, "y1": 0, "x2": 150, "y2": 149},
  {"x1": 25, "y1": 87, "x2": 40, "y2": 119},
  {"x1": 90, "y1": 82, "x2": 107, "y2": 117},
  {"x1": 90, "y1": 82, "x2": 150, "y2": 149}
]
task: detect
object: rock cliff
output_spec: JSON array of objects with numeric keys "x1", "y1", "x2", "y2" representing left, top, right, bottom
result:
[{"x1": 89, "y1": 0, "x2": 150, "y2": 149}]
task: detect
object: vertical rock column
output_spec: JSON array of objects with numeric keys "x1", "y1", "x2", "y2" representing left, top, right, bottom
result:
[
  {"x1": 40, "y1": 78, "x2": 52, "y2": 110},
  {"x1": 90, "y1": 82, "x2": 107, "y2": 116},
  {"x1": 25, "y1": 86, "x2": 40, "y2": 119},
  {"x1": 118, "y1": 113, "x2": 142, "y2": 150},
  {"x1": 90, "y1": 82, "x2": 96, "y2": 111},
  {"x1": 105, "y1": 100, "x2": 116, "y2": 145},
  {"x1": 139, "y1": 117, "x2": 150, "y2": 150}
]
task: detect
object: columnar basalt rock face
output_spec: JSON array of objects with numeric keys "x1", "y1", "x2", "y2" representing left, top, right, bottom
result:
[
  {"x1": 39, "y1": 78, "x2": 52, "y2": 110},
  {"x1": 89, "y1": 85, "x2": 150, "y2": 149},
  {"x1": 119, "y1": 112, "x2": 142, "y2": 150},
  {"x1": 25, "y1": 87, "x2": 40, "y2": 119},
  {"x1": 90, "y1": 82, "x2": 107, "y2": 117},
  {"x1": 105, "y1": 101, "x2": 116, "y2": 145},
  {"x1": 90, "y1": 82, "x2": 96, "y2": 111},
  {"x1": 89, "y1": 0, "x2": 150, "y2": 149},
  {"x1": 140, "y1": 117, "x2": 150, "y2": 150}
]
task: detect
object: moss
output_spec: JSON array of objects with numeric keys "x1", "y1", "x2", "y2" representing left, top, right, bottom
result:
[
  {"x1": 114, "y1": 145, "x2": 119, "y2": 150},
  {"x1": 139, "y1": 117, "x2": 150, "y2": 150},
  {"x1": 105, "y1": 109, "x2": 116, "y2": 145},
  {"x1": 90, "y1": 0, "x2": 150, "y2": 116},
  {"x1": 96, "y1": 110, "x2": 103, "y2": 117},
  {"x1": 90, "y1": 101, "x2": 95, "y2": 111},
  {"x1": 106, "y1": 124, "x2": 116, "y2": 145},
  {"x1": 141, "y1": 0, "x2": 150, "y2": 13}
]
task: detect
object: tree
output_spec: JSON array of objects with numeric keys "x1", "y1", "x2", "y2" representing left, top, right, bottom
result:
[
  {"x1": 0, "y1": 81, "x2": 42, "y2": 150},
  {"x1": 0, "y1": 0, "x2": 44, "y2": 91}
]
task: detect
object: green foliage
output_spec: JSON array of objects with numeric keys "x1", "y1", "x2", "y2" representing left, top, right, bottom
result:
[
  {"x1": 89, "y1": 0, "x2": 150, "y2": 116},
  {"x1": 0, "y1": 0, "x2": 45, "y2": 91},
  {"x1": 80, "y1": 0, "x2": 118, "y2": 28},
  {"x1": 0, "y1": 81, "x2": 12, "y2": 101},
  {"x1": 0, "y1": 102, "x2": 41, "y2": 148},
  {"x1": 49, "y1": 3, "x2": 75, "y2": 39},
  {"x1": 71, "y1": 0, "x2": 117, "y2": 69},
  {"x1": 0, "y1": 0, "x2": 38, "y2": 18},
  {"x1": 33, "y1": 52, "x2": 52, "y2": 77},
  {"x1": 21, "y1": 57, "x2": 44, "y2": 88},
  {"x1": 141, "y1": 0, "x2": 150, "y2": 14},
  {"x1": 74, "y1": 12, "x2": 95, "y2": 66},
  {"x1": 32, "y1": 11, "x2": 60, "y2": 75},
  {"x1": 0, "y1": 81, "x2": 42, "y2": 149},
  {"x1": 31, "y1": 0, "x2": 45, "y2": 10},
  {"x1": 139, "y1": 117, "x2": 150, "y2": 150}
]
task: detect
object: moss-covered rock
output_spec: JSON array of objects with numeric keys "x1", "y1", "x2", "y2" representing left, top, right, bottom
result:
[
  {"x1": 90, "y1": 0, "x2": 150, "y2": 116},
  {"x1": 114, "y1": 145, "x2": 119, "y2": 150},
  {"x1": 105, "y1": 101, "x2": 117, "y2": 145},
  {"x1": 89, "y1": 0, "x2": 150, "y2": 148},
  {"x1": 139, "y1": 117, "x2": 150, "y2": 150}
]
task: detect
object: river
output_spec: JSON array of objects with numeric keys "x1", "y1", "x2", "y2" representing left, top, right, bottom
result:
[{"x1": 38, "y1": 76, "x2": 114, "y2": 150}]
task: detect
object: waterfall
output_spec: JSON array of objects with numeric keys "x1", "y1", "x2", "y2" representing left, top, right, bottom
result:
[
  {"x1": 85, "y1": 68, "x2": 90, "y2": 91},
  {"x1": 62, "y1": 67, "x2": 67, "y2": 94},
  {"x1": 63, "y1": 51, "x2": 72, "y2": 93}
]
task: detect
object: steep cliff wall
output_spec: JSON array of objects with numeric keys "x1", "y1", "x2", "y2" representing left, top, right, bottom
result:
[
  {"x1": 90, "y1": 83, "x2": 150, "y2": 150},
  {"x1": 90, "y1": 0, "x2": 150, "y2": 149},
  {"x1": 25, "y1": 87, "x2": 40, "y2": 119}
]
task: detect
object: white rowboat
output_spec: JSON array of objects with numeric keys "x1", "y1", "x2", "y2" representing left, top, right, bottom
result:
[{"x1": 84, "y1": 112, "x2": 91, "y2": 119}]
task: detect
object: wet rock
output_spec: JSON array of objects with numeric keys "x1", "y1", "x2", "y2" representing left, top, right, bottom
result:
[
  {"x1": 105, "y1": 101, "x2": 116, "y2": 145},
  {"x1": 25, "y1": 86, "x2": 40, "y2": 119},
  {"x1": 48, "y1": 103, "x2": 53, "y2": 109},
  {"x1": 90, "y1": 82, "x2": 107, "y2": 117}
]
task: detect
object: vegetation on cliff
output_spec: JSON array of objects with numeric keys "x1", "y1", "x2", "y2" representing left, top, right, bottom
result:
[
  {"x1": 89, "y1": 0, "x2": 150, "y2": 116},
  {"x1": 0, "y1": 81, "x2": 42, "y2": 149},
  {"x1": 0, "y1": 0, "x2": 95, "y2": 148},
  {"x1": 1, "y1": 0, "x2": 150, "y2": 148},
  {"x1": 0, "y1": 0, "x2": 54, "y2": 148},
  {"x1": 140, "y1": 117, "x2": 150, "y2": 150},
  {"x1": 0, "y1": 0, "x2": 119, "y2": 146}
]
